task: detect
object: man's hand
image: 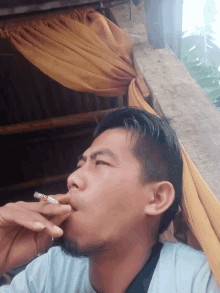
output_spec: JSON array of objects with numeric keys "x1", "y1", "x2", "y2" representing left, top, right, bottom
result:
[{"x1": 0, "y1": 194, "x2": 73, "y2": 274}]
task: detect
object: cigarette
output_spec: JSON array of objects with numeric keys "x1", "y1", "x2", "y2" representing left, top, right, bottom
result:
[{"x1": 34, "y1": 192, "x2": 59, "y2": 204}]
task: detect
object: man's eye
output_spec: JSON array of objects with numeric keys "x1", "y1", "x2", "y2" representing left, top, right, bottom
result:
[
  {"x1": 74, "y1": 161, "x2": 109, "y2": 171},
  {"x1": 95, "y1": 160, "x2": 109, "y2": 166}
]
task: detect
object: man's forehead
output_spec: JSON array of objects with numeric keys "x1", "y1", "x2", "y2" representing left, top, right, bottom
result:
[
  {"x1": 82, "y1": 129, "x2": 137, "y2": 159},
  {"x1": 81, "y1": 148, "x2": 117, "y2": 161},
  {"x1": 92, "y1": 128, "x2": 136, "y2": 148}
]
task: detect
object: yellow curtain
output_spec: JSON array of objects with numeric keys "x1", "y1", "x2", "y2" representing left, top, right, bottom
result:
[
  {"x1": 0, "y1": 8, "x2": 136, "y2": 96},
  {"x1": 1, "y1": 8, "x2": 220, "y2": 285}
]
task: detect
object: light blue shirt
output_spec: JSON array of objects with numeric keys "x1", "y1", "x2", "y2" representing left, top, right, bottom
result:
[{"x1": 0, "y1": 241, "x2": 219, "y2": 292}]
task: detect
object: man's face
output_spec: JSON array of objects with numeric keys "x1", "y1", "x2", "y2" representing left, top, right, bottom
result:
[{"x1": 55, "y1": 128, "x2": 150, "y2": 258}]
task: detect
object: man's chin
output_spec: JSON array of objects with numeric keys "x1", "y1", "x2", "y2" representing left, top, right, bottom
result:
[{"x1": 52, "y1": 234, "x2": 107, "y2": 259}]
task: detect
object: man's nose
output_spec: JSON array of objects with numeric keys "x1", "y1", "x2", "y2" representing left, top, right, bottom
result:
[
  {"x1": 67, "y1": 172, "x2": 77, "y2": 190},
  {"x1": 67, "y1": 172, "x2": 85, "y2": 191}
]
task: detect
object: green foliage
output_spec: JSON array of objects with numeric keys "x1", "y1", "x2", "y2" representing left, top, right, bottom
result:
[{"x1": 181, "y1": 0, "x2": 220, "y2": 111}]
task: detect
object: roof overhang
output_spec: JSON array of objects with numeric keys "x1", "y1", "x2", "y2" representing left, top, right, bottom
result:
[{"x1": 0, "y1": 0, "x2": 116, "y2": 17}]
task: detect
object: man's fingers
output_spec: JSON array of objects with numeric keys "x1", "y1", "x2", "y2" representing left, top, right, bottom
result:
[
  {"x1": 0, "y1": 206, "x2": 70, "y2": 237},
  {"x1": 0, "y1": 194, "x2": 73, "y2": 238},
  {"x1": 50, "y1": 211, "x2": 71, "y2": 228},
  {"x1": 14, "y1": 200, "x2": 72, "y2": 217}
]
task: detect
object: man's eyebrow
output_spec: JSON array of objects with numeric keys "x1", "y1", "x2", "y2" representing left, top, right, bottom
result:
[{"x1": 77, "y1": 149, "x2": 117, "y2": 163}]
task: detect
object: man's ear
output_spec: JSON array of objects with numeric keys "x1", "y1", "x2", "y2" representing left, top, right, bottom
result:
[{"x1": 144, "y1": 181, "x2": 175, "y2": 216}]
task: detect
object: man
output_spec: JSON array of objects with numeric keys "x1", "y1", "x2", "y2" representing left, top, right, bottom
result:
[{"x1": 0, "y1": 106, "x2": 219, "y2": 292}]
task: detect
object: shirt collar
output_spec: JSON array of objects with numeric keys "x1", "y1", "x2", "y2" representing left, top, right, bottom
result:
[
  {"x1": 88, "y1": 242, "x2": 163, "y2": 293},
  {"x1": 125, "y1": 242, "x2": 163, "y2": 293}
]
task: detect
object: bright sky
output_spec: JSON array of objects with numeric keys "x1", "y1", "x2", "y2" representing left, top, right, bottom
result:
[{"x1": 182, "y1": 0, "x2": 220, "y2": 48}]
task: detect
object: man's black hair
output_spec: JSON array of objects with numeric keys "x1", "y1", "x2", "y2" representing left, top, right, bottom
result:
[{"x1": 93, "y1": 106, "x2": 183, "y2": 234}]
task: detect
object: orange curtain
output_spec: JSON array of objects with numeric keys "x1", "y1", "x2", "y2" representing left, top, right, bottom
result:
[
  {"x1": 0, "y1": 8, "x2": 136, "y2": 96},
  {"x1": 1, "y1": 8, "x2": 220, "y2": 285}
]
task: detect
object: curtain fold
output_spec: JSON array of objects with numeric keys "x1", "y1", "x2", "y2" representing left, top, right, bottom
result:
[
  {"x1": 1, "y1": 7, "x2": 220, "y2": 285},
  {"x1": 0, "y1": 8, "x2": 135, "y2": 97}
]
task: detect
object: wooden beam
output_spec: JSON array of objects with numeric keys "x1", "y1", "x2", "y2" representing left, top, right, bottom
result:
[
  {"x1": 0, "y1": 1, "x2": 108, "y2": 21},
  {"x1": 0, "y1": 0, "x2": 129, "y2": 25},
  {"x1": 0, "y1": 108, "x2": 116, "y2": 135},
  {"x1": 0, "y1": 173, "x2": 71, "y2": 192},
  {"x1": 12, "y1": 127, "x2": 96, "y2": 146}
]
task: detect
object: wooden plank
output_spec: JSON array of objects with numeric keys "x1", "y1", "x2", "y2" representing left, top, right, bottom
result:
[
  {"x1": 0, "y1": 108, "x2": 116, "y2": 134},
  {"x1": 0, "y1": 0, "x2": 111, "y2": 18},
  {"x1": 0, "y1": 0, "x2": 129, "y2": 23},
  {"x1": 133, "y1": 46, "x2": 220, "y2": 200}
]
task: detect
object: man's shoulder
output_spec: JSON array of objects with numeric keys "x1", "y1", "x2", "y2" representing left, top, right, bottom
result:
[
  {"x1": 161, "y1": 241, "x2": 207, "y2": 275},
  {"x1": 23, "y1": 245, "x2": 89, "y2": 283},
  {"x1": 162, "y1": 241, "x2": 206, "y2": 262},
  {"x1": 151, "y1": 241, "x2": 220, "y2": 293},
  {"x1": 0, "y1": 246, "x2": 91, "y2": 292}
]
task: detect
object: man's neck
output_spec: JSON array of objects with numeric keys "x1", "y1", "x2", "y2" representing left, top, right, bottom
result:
[{"x1": 89, "y1": 236, "x2": 156, "y2": 293}]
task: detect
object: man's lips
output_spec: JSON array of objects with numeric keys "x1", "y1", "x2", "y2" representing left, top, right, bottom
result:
[
  {"x1": 68, "y1": 204, "x2": 78, "y2": 212},
  {"x1": 66, "y1": 192, "x2": 80, "y2": 211}
]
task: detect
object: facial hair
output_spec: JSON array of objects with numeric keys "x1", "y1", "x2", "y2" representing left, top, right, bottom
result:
[{"x1": 52, "y1": 221, "x2": 107, "y2": 259}]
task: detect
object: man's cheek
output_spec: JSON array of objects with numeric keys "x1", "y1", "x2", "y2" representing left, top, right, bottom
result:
[{"x1": 108, "y1": 202, "x2": 128, "y2": 216}]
